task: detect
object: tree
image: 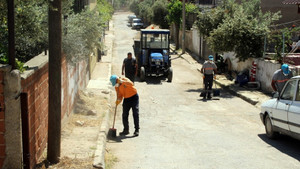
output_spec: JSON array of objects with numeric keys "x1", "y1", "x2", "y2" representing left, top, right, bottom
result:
[
  {"x1": 167, "y1": 0, "x2": 182, "y2": 49},
  {"x1": 62, "y1": 8, "x2": 105, "y2": 63},
  {"x1": 167, "y1": 0, "x2": 196, "y2": 50},
  {"x1": 129, "y1": 0, "x2": 140, "y2": 16},
  {"x1": 152, "y1": 0, "x2": 169, "y2": 29},
  {"x1": 195, "y1": 0, "x2": 280, "y2": 61},
  {"x1": 0, "y1": 2, "x2": 8, "y2": 61},
  {"x1": 138, "y1": 0, "x2": 154, "y2": 25},
  {"x1": 97, "y1": 0, "x2": 114, "y2": 24},
  {"x1": 0, "y1": 0, "x2": 112, "y2": 71},
  {"x1": 113, "y1": 0, "x2": 131, "y2": 10},
  {"x1": 0, "y1": 1, "x2": 48, "y2": 63}
]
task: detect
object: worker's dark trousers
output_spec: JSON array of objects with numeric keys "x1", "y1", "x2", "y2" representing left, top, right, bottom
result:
[
  {"x1": 204, "y1": 74, "x2": 213, "y2": 97},
  {"x1": 122, "y1": 94, "x2": 139, "y2": 131},
  {"x1": 125, "y1": 74, "x2": 135, "y2": 83}
]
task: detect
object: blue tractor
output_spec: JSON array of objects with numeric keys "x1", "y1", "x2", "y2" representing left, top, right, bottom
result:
[{"x1": 133, "y1": 29, "x2": 173, "y2": 82}]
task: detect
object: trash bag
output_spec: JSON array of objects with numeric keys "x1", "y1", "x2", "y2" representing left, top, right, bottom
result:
[{"x1": 236, "y1": 70, "x2": 249, "y2": 86}]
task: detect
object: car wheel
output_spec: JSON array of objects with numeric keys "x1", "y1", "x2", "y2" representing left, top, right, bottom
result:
[
  {"x1": 140, "y1": 67, "x2": 145, "y2": 82},
  {"x1": 265, "y1": 114, "x2": 278, "y2": 139}
]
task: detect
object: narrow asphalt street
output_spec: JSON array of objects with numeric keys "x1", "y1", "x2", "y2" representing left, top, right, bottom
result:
[{"x1": 107, "y1": 11, "x2": 300, "y2": 169}]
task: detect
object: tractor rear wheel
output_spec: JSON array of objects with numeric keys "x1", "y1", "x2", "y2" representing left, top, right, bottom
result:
[{"x1": 167, "y1": 67, "x2": 173, "y2": 82}]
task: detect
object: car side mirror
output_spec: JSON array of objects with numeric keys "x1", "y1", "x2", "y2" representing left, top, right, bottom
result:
[{"x1": 272, "y1": 91, "x2": 279, "y2": 99}]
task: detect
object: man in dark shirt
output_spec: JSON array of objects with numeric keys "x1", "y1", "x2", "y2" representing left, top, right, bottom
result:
[{"x1": 122, "y1": 52, "x2": 138, "y2": 82}]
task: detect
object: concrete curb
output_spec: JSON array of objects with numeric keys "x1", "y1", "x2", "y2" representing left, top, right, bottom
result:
[
  {"x1": 93, "y1": 20, "x2": 114, "y2": 169},
  {"x1": 93, "y1": 109, "x2": 110, "y2": 169},
  {"x1": 214, "y1": 80, "x2": 259, "y2": 105}
]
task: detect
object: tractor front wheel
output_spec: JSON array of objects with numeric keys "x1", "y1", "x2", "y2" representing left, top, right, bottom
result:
[{"x1": 140, "y1": 67, "x2": 145, "y2": 82}]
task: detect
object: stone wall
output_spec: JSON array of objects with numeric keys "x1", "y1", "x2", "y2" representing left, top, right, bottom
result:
[
  {"x1": 256, "y1": 59, "x2": 281, "y2": 92},
  {"x1": 21, "y1": 53, "x2": 49, "y2": 168}
]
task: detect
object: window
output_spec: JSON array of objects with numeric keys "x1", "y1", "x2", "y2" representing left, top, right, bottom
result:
[
  {"x1": 281, "y1": 80, "x2": 297, "y2": 101},
  {"x1": 143, "y1": 34, "x2": 169, "y2": 49}
]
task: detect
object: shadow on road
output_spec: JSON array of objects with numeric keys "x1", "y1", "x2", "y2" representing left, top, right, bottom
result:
[
  {"x1": 107, "y1": 135, "x2": 138, "y2": 143},
  {"x1": 135, "y1": 76, "x2": 169, "y2": 85},
  {"x1": 258, "y1": 134, "x2": 300, "y2": 161},
  {"x1": 186, "y1": 88, "x2": 202, "y2": 93}
]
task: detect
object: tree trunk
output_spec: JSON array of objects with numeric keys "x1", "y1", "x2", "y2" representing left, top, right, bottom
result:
[
  {"x1": 47, "y1": 0, "x2": 62, "y2": 164},
  {"x1": 182, "y1": 0, "x2": 186, "y2": 53},
  {"x1": 175, "y1": 23, "x2": 180, "y2": 50}
]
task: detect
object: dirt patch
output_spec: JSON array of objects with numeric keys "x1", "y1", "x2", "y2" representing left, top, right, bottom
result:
[
  {"x1": 105, "y1": 149, "x2": 118, "y2": 169},
  {"x1": 49, "y1": 157, "x2": 94, "y2": 169},
  {"x1": 37, "y1": 88, "x2": 111, "y2": 169}
]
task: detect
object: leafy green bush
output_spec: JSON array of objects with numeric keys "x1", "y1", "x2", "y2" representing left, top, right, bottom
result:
[
  {"x1": 152, "y1": 0, "x2": 169, "y2": 29},
  {"x1": 14, "y1": 1, "x2": 48, "y2": 62},
  {"x1": 195, "y1": 0, "x2": 280, "y2": 61},
  {"x1": 138, "y1": 0, "x2": 154, "y2": 24},
  {"x1": 97, "y1": 0, "x2": 114, "y2": 24},
  {"x1": 0, "y1": 0, "x2": 48, "y2": 71},
  {"x1": 1, "y1": 0, "x2": 112, "y2": 70},
  {"x1": 62, "y1": 8, "x2": 105, "y2": 64},
  {"x1": 129, "y1": 0, "x2": 140, "y2": 16}
]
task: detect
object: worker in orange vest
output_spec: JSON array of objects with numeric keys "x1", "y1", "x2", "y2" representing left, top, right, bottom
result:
[{"x1": 110, "y1": 75, "x2": 140, "y2": 136}]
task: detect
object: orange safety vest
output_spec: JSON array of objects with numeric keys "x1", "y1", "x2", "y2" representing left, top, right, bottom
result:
[{"x1": 115, "y1": 77, "x2": 137, "y2": 100}]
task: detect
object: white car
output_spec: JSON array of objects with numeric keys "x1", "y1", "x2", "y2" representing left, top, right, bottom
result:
[
  {"x1": 260, "y1": 75, "x2": 300, "y2": 139},
  {"x1": 132, "y1": 18, "x2": 144, "y2": 29},
  {"x1": 128, "y1": 15, "x2": 137, "y2": 26}
]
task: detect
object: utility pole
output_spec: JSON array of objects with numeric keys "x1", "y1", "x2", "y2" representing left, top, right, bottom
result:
[
  {"x1": 47, "y1": 0, "x2": 62, "y2": 164},
  {"x1": 182, "y1": 0, "x2": 186, "y2": 54},
  {"x1": 7, "y1": 0, "x2": 15, "y2": 69}
]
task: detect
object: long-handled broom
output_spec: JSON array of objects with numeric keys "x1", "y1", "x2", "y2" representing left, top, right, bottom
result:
[{"x1": 108, "y1": 104, "x2": 118, "y2": 138}]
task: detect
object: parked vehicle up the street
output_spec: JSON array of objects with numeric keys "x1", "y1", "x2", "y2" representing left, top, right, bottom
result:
[
  {"x1": 133, "y1": 29, "x2": 173, "y2": 82},
  {"x1": 128, "y1": 14, "x2": 136, "y2": 27},
  {"x1": 132, "y1": 18, "x2": 144, "y2": 29},
  {"x1": 260, "y1": 75, "x2": 300, "y2": 140}
]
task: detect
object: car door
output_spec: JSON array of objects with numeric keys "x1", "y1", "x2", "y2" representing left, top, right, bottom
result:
[
  {"x1": 288, "y1": 79, "x2": 300, "y2": 134},
  {"x1": 273, "y1": 79, "x2": 296, "y2": 130}
]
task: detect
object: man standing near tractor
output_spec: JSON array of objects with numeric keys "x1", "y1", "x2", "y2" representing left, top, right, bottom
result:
[
  {"x1": 122, "y1": 52, "x2": 138, "y2": 83},
  {"x1": 201, "y1": 55, "x2": 218, "y2": 100},
  {"x1": 110, "y1": 75, "x2": 140, "y2": 136}
]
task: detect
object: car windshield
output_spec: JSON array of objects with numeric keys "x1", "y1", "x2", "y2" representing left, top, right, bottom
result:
[
  {"x1": 141, "y1": 33, "x2": 169, "y2": 49},
  {"x1": 296, "y1": 80, "x2": 300, "y2": 101},
  {"x1": 133, "y1": 20, "x2": 141, "y2": 23},
  {"x1": 281, "y1": 80, "x2": 297, "y2": 100}
]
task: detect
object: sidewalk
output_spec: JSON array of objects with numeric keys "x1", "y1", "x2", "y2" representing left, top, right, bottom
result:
[
  {"x1": 171, "y1": 44, "x2": 272, "y2": 108},
  {"x1": 43, "y1": 21, "x2": 114, "y2": 169},
  {"x1": 91, "y1": 21, "x2": 115, "y2": 169}
]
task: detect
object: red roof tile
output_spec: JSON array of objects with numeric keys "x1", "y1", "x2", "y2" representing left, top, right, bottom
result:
[{"x1": 282, "y1": 0, "x2": 300, "y2": 4}]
